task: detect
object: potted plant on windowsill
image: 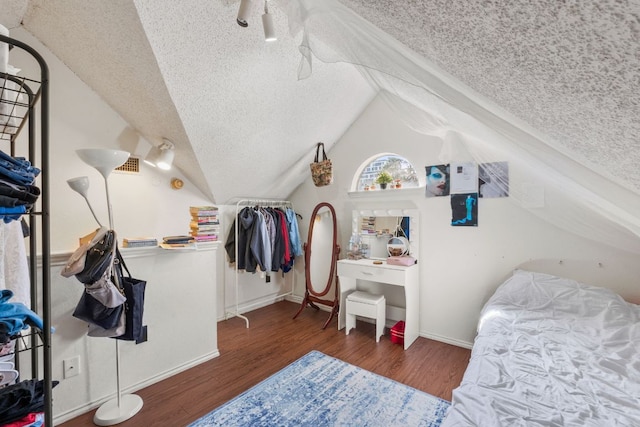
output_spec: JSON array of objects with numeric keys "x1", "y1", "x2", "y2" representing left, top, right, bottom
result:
[{"x1": 375, "y1": 171, "x2": 394, "y2": 190}]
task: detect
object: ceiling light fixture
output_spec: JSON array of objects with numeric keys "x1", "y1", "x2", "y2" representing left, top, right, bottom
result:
[
  {"x1": 144, "y1": 138, "x2": 175, "y2": 170},
  {"x1": 237, "y1": 0, "x2": 251, "y2": 27},
  {"x1": 236, "y1": 0, "x2": 277, "y2": 42},
  {"x1": 262, "y1": 1, "x2": 276, "y2": 42}
]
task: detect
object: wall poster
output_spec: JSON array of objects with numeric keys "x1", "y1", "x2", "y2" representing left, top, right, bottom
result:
[
  {"x1": 451, "y1": 193, "x2": 478, "y2": 226},
  {"x1": 425, "y1": 164, "x2": 450, "y2": 197},
  {"x1": 478, "y1": 162, "x2": 509, "y2": 198},
  {"x1": 450, "y1": 162, "x2": 478, "y2": 194}
]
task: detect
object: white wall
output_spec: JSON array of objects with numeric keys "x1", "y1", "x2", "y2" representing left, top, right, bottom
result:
[
  {"x1": 48, "y1": 248, "x2": 218, "y2": 424},
  {"x1": 5, "y1": 28, "x2": 221, "y2": 424},
  {"x1": 289, "y1": 94, "x2": 640, "y2": 348}
]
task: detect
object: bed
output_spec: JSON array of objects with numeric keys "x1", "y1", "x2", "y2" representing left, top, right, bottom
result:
[{"x1": 442, "y1": 269, "x2": 640, "y2": 427}]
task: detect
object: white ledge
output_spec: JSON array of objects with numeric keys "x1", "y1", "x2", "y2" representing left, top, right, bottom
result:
[
  {"x1": 47, "y1": 243, "x2": 218, "y2": 266},
  {"x1": 347, "y1": 187, "x2": 424, "y2": 200}
]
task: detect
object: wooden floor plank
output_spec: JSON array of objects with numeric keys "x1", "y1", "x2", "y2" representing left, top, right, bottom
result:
[{"x1": 59, "y1": 301, "x2": 471, "y2": 426}]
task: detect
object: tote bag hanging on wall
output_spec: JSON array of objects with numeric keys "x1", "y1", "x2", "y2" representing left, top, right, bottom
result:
[{"x1": 310, "y1": 142, "x2": 333, "y2": 187}]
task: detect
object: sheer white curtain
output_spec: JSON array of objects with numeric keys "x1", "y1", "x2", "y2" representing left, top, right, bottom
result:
[{"x1": 282, "y1": 0, "x2": 640, "y2": 254}]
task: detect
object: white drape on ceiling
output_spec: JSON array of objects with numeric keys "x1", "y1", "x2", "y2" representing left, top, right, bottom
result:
[{"x1": 283, "y1": 0, "x2": 640, "y2": 254}]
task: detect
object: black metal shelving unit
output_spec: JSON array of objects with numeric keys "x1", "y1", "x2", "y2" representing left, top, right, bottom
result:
[{"x1": 0, "y1": 33, "x2": 51, "y2": 426}]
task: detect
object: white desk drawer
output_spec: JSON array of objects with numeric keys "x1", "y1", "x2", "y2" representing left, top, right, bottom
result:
[{"x1": 338, "y1": 262, "x2": 405, "y2": 286}]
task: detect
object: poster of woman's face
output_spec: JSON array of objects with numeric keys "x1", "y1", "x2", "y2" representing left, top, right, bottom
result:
[{"x1": 425, "y1": 164, "x2": 450, "y2": 197}]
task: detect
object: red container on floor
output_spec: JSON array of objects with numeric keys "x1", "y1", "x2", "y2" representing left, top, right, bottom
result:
[{"x1": 390, "y1": 320, "x2": 405, "y2": 345}]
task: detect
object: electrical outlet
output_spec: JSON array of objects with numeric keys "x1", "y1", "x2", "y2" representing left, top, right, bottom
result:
[{"x1": 63, "y1": 356, "x2": 81, "y2": 379}]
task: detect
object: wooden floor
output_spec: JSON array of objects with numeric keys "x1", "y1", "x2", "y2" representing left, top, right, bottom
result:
[{"x1": 60, "y1": 301, "x2": 471, "y2": 427}]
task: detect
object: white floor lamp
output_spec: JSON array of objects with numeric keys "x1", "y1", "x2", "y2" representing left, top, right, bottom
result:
[{"x1": 74, "y1": 148, "x2": 144, "y2": 426}]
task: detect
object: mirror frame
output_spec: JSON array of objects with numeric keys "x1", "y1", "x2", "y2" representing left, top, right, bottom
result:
[
  {"x1": 305, "y1": 202, "x2": 338, "y2": 297},
  {"x1": 293, "y1": 202, "x2": 341, "y2": 329}
]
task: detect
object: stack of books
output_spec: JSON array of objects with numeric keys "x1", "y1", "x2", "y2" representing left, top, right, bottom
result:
[
  {"x1": 189, "y1": 206, "x2": 220, "y2": 245},
  {"x1": 161, "y1": 235, "x2": 195, "y2": 249},
  {"x1": 360, "y1": 216, "x2": 376, "y2": 234},
  {"x1": 122, "y1": 237, "x2": 158, "y2": 248}
]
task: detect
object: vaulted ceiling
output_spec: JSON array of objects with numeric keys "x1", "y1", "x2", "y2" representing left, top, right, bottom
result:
[{"x1": 1, "y1": 0, "x2": 638, "y2": 204}]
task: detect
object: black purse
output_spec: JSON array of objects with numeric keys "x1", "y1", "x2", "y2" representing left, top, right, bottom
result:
[
  {"x1": 72, "y1": 291, "x2": 124, "y2": 329},
  {"x1": 113, "y1": 248, "x2": 146, "y2": 341},
  {"x1": 75, "y1": 229, "x2": 116, "y2": 285}
]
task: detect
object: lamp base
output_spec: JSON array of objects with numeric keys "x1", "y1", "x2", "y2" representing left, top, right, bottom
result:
[{"x1": 93, "y1": 394, "x2": 143, "y2": 426}]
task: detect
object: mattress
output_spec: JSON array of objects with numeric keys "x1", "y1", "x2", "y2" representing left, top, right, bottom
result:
[{"x1": 442, "y1": 269, "x2": 640, "y2": 427}]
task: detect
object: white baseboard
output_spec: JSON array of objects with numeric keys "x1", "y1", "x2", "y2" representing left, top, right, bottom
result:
[
  {"x1": 53, "y1": 350, "x2": 221, "y2": 425},
  {"x1": 420, "y1": 332, "x2": 473, "y2": 349},
  {"x1": 285, "y1": 294, "x2": 302, "y2": 304}
]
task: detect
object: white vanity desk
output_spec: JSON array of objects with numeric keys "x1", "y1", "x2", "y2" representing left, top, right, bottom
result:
[{"x1": 337, "y1": 258, "x2": 419, "y2": 350}]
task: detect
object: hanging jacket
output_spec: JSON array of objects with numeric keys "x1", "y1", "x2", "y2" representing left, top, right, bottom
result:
[
  {"x1": 262, "y1": 208, "x2": 276, "y2": 266},
  {"x1": 224, "y1": 219, "x2": 237, "y2": 263},
  {"x1": 255, "y1": 210, "x2": 272, "y2": 273},
  {"x1": 239, "y1": 207, "x2": 256, "y2": 271},
  {"x1": 247, "y1": 209, "x2": 268, "y2": 273},
  {"x1": 267, "y1": 208, "x2": 284, "y2": 272},
  {"x1": 224, "y1": 207, "x2": 256, "y2": 269},
  {"x1": 286, "y1": 208, "x2": 304, "y2": 257},
  {"x1": 275, "y1": 209, "x2": 292, "y2": 272}
]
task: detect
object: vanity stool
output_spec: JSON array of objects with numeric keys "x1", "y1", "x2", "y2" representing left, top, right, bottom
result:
[{"x1": 345, "y1": 291, "x2": 385, "y2": 342}]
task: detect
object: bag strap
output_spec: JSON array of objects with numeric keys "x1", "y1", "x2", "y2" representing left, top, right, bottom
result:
[
  {"x1": 114, "y1": 247, "x2": 133, "y2": 279},
  {"x1": 314, "y1": 142, "x2": 327, "y2": 162},
  {"x1": 106, "y1": 230, "x2": 118, "y2": 277}
]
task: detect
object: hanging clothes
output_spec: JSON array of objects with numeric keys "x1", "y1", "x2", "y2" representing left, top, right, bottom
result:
[
  {"x1": 286, "y1": 207, "x2": 304, "y2": 257},
  {"x1": 0, "y1": 221, "x2": 30, "y2": 306},
  {"x1": 255, "y1": 209, "x2": 272, "y2": 273},
  {"x1": 261, "y1": 207, "x2": 277, "y2": 273},
  {"x1": 264, "y1": 208, "x2": 282, "y2": 272},
  {"x1": 225, "y1": 204, "x2": 303, "y2": 275},
  {"x1": 247, "y1": 208, "x2": 268, "y2": 273},
  {"x1": 274, "y1": 209, "x2": 292, "y2": 271}
]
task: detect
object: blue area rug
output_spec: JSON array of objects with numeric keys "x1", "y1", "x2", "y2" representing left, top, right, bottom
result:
[{"x1": 189, "y1": 350, "x2": 450, "y2": 427}]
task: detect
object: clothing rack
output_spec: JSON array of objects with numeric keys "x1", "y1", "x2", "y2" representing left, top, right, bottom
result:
[{"x1": 226, "y1": 198, "x2": 298, "y2": 328}]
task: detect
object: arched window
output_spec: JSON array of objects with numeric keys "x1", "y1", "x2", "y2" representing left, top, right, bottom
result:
[{"x1": 355, "y1": 154, "x2": 419, "y2": 191}]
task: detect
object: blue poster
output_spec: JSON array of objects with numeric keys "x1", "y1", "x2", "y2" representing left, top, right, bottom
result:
[{"x1": 451, "y1": 193, "x2": 478, "y2": 226}]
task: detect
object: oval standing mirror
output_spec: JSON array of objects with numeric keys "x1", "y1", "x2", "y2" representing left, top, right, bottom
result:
[{"x1": 293, "y1": 202, "x2": 340, "y2": 329}]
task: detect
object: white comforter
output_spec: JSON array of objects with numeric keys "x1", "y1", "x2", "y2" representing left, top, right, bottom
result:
[{"x1": 442, "y1": 269, "x2": 640, "y2": 427}]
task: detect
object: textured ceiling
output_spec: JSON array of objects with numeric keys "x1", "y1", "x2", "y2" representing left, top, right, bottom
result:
[
  {"x1": 1, "y1": 0, "x2": 375, "y2": 203},
  {"x1": 341, "y1": 0, "x2": 640, "y2": 194},
  {"x1": 1, "y1": 0, "x2": 638, "y2": 202}
]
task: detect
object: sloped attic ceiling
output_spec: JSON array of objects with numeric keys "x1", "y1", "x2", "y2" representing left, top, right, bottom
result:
[
  {"x1": 1, "y1": 0, "x2": 638, "y2": 205},
  {"x1": 341, "y1": 0, "x2": 640, "y2": 195},
  {"x1": 0, "y1": 0, "x2": 375, "y2": 203}
]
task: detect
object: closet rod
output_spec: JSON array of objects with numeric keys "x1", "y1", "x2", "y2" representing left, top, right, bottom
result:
[{"x1": 225, "y1": 198, "x2": 296, "y2": 328}]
